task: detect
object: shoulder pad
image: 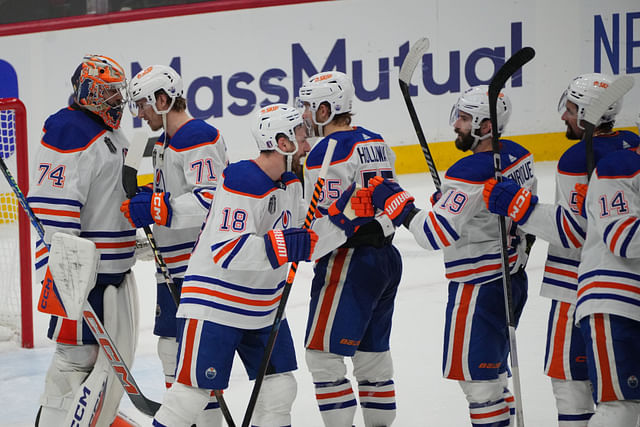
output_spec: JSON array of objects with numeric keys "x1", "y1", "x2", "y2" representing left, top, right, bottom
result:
[
  {"x1": 446, "y1": 152, "x2": 494, "y2": 183},
  {"x1": 595, "y1": 149, "x2": 640, "y2": 179},
  {"x1": 169, "y1": 119, "x2": 221, "y2": 151},
  {"x1": 42, "y1": 107, "x2": 106, "y2": 152},
  {"x1": 222, "y1": 160, "x2": 278, "y2": 198},
  {"x1": 305, "y1": 127, "x2": 384, "y2": 169}
]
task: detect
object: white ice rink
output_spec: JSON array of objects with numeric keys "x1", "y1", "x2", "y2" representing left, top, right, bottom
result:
[{"x1": 1, "y1": 162, "x2": 561, "y2": 426}]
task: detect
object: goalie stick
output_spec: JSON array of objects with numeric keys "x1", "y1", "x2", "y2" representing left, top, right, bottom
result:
[
  {"x1": 241, "y1": 138, "x2": 338, "y2": 427},
  {"x1": 488, "y1": 46, "x2": 536, "y2": 427},
  {"x1": 122, "y1": 132, "x2": 236, "y2": 426},
  {"x1": 0, "y1": 153, "x2": 161, "y2": 417},
  {"x1": 582, "y1": 75, "x2": 634, "y2": 177},
  {"x1": 399, "y1": 37, "x2": 441, "y2": 190}
]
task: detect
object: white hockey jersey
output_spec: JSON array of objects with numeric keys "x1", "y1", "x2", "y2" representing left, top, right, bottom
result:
[
  {"x1": 304, "y1": 126, "x2": 397, "y2": 244},
  {"x1": 152, "y1": 119, "x2": 228, "y2": 279},
  {"x1": 528, "y1": 131, "x2": 640, "y2": 303},
  {"x1": 27, "y1": 105, "x2": 136, "y2": 281},
  {"x1": 177, "y1": 159, "x2": 341, "y2": 330},
  {"x1": 576, "y1": 147, "x2": 640, "y2": 323},
  {"x1": 408, "y1": 140, "x2": 536, "y2": 285}
]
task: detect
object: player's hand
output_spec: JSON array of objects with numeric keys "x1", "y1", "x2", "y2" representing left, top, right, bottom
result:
[
  {"x1": 264, "y1": 228, "x2": 319, "y2": 268},
  {"x1": 483, "y1": 178, "x2": 538, "y2": 225},
  {"x1": 367, "y1": 176, "x2": 415, "y2": 227},
  {"x1": 327, "y1": 183, "x2": 374, "y2": 237},
  {"x1": 430, "y1": 189, "x2": 442, "y2": 206},
  {"x1": 574, "y1": 183, "x2": 588, "y2": 218},
  {"x1": 120, "y1": 191, "x2": 173, "y2": 228}
]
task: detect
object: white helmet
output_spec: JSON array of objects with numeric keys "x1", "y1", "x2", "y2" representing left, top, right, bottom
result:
[
  {"x1": 298, "y1": 71, "x2": 354, "y2": 126},
  {"x1": 558, "y1": 73, "x2": 622, "y2": 129},
  {"x1": 252, "y1": 103, "x2": 303, "y2": 155},
  {"x1": 449, "y1": 86, "x2": 512, "y2": 150},
  {"x1": 128, "y1": 65, "x2": 183, "y2": 115}
]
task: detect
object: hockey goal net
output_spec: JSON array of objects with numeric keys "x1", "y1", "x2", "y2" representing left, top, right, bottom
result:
[{"x1": 0, "y1": 98, "x2": 33, "y2": 348}]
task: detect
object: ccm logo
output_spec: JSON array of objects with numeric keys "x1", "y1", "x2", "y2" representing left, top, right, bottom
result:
[
  {"x1": 509, "y1": 189, "x2": 531, "y2": 220},
  {"x1": 152, "y1": 193, "x2": 163, "y2": 222}
]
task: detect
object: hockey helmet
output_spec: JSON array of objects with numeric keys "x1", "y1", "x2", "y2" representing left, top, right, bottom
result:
[
  {"x1": 449, "y1": 86, "x2": 512, "y2": 150},
  {"x1": 128, "y1": 65, "x2": 183, "y2": 116},
  {"x1": 557, "y1": 73, "x2": 622, "y2": 129},
  {"x1": 71, "y1": 55, "x2": 127, "y2": 129},
  {"x1": 298, "y1": 71, "x2": 354, "y2": 126}
]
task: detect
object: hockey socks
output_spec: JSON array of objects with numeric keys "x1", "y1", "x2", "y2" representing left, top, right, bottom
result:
[
  {"x1": 358, "y1": 380, "x2": 397, "y2": 427},
  {"x1": 314, "y1": 378, "x2": 357, "y2": 427}
]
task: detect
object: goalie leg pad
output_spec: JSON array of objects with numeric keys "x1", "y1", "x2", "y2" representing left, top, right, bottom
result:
[
  {"x1": 551, "y1": 378, "x2": 594, "y2": 426},
  {"x1": 153, "y1": 382, "x2": 211, "y2": 427},
  {"x1": 253, "y1": 372, "x2": 297, "y2": 427},
  {"x1": 157, "y1": 336, "x2": 179, "y2": 388},
  {"x1": 37, "y1": 343, "x2": 98, "y2": 426},
  {"x1": 459, "y1": 379, "x2": 510, "y2": 426},
  {"x1": 306, "y1": 349, "x2": 356, "y2": 427},
  {"x1": 587, "y1": 400, "x2": 640, "y2": 427}
]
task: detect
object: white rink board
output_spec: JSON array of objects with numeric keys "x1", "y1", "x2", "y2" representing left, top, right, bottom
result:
[{"x1": 0, "y1": 0, "x2": 639, "y2": 175}]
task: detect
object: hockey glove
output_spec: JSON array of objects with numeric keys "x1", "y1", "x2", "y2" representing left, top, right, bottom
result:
[
  {"x1": 327, "y1": 183, "x2": 375, "y2": 237},
  {"x1": 264, "y1": 228, "x2": 319, "y2": 269},
  {"x1": 367, "y1": 176, "x2": 415, "y2": 227},
  {"x1": 120, "y1": 191, "x2": 173, "y2": 228},
  {"x1": 483, "y1": 178, "x2": 538, "y2": 225},
  {"x1": 574, "y1": 183, "x2": 588, "y2": 218}
]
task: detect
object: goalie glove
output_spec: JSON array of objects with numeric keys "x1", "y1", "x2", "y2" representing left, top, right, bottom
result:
[
  {"x1": 367, "y1": 176, "x2": 416, "y2": 227},
  {"x1": 120, "y1": 192, "x2": 173, "y2": 228},
  {"x1": 327, "y1": 183, "x2": 374, "y2": 237},
  {"x1": 483, "y1": 178, "x2": 538, "y2": 225},
  {"x1": 264, "y1": 228, "x2": 318, "y2": 269}
]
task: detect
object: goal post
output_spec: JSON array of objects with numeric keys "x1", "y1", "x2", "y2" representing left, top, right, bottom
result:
[{"x1": 0, "y1": 97, "x2": 33, "y2": 349}]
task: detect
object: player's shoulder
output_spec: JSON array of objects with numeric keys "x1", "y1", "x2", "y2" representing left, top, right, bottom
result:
[
  {"x1": 595, "y1": 148, "x2": 640, "y2": 179},
  {"x1": 222, "y1": 160, "x2": 278, "y2": 198},
  {"x1": 42, "y1": 106, "x2": 107, "y2": 152},
  {"x1": 281, "y1": 171, "x2": 301, "y2": 188},
  {"x1": 500, "y1": 139, "x2": 530, "y2": 158},
  {"x1": 446, "y1": 151, "x2": 494, "y2": 183},
  {"x1": 169, "y1": 119, "x2": 221, "y2": 151},
  {"x1": 306, "y1": 126, "x2": 384, "y2": 169}
]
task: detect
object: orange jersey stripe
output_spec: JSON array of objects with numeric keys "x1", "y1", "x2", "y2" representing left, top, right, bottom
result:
[
  {"x1": 609, "y1": 217, "x2": 635, "y2": 253},
  {"x1": 446, "y1": 255, "x2": 517, "y2": 279},
  {"x1": 32, "y1": 207, "x2": 80, "y2": 218},
  {"x1": 578, "y1": 281, "x2": 640, "y2": 298},
  {"x1": 181, "y1": 285, "x2": 281, "y2": 307},
  {"x1": 164, "y1": 253, "x2": 191, "y2": 264},
  {"x1": 545, "y1": 265, "x2": 578, "y2": 279},
  {"x1": 213, "y1": 239, "x2": 240, "y2": 264},
  {"x1": 562, "y1": 215, "x2": 582, "y2": 248},
  {"x1": 428, "y1": 211, "x2": 450, "y2": 247}
]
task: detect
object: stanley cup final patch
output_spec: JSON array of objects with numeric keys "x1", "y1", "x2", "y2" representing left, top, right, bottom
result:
[{"x1": 268, "y1": 194, "x2": 277, "y2": 214}]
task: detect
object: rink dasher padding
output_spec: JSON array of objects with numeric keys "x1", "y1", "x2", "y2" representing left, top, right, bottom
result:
[{"x1": 391, "y1": 126, "x2": 638, "y2": 175}]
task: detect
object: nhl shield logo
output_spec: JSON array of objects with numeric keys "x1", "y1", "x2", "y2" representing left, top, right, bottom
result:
[{"x1": 268, "y1": 195, "x2": 276, "y2": 214}]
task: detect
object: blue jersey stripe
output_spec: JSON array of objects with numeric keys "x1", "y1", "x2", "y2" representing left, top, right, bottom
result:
[{"x1": 184, "y1": 274, "x2": 286, "y2": 296}]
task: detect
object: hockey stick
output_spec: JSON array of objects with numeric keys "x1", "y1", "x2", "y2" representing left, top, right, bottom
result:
[
  {"x1": 488, "y1": 46, "x2": 535, "y2": 427},
  {"x1": 582, "y1": 75, "x2": 634, "y2": 177},
  {"x1": 0, "y1": 156, "x2": 161, "y2": 416},
  {"x1": 122, "y1": 132, "x2": 180, "y2": 306},
  {"x1": 399, "y1": 37, "x2": 441, "y2": 190},
  {"x1": 241, "y1": 138, "x2": 338, "y2": 427},
  {"x1": 122, "y1": 132, "x2": 236, "y2": 426}
]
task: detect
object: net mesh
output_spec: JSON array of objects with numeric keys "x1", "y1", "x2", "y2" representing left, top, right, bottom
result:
[{"x1": 0, "y1": 107, "x2": 21, "y2": 341}]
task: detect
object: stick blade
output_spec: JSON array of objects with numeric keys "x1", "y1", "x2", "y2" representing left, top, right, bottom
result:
[
  {"x1": 582, "y1": 75, "x2": 634, "y2": 126},
  {"x1": 489, "y1": 47, "x2": 536, "y2": 97},
  {"x1": 399, "y1": 37, "x2": 430, "y2": 85}
]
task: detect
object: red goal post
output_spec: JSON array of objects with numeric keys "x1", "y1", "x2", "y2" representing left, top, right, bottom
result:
[{"x1": 0, "y1": 97, "x2": 33, "y2": 348}]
